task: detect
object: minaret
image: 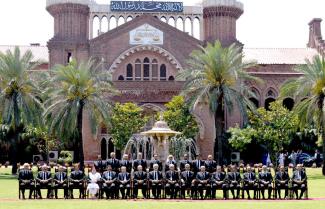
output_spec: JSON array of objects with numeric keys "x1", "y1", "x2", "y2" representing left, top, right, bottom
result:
[
  {"x1": 202, "y1": 0, "x2": 244, "y2": 46},
  {"x1": 46, "y1": 0, "x2": 90, "y2": 68}
]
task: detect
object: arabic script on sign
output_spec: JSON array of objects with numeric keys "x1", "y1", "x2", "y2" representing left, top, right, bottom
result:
[{"x1": 111, "y1": 1, "x2": 183, "y2": 13}]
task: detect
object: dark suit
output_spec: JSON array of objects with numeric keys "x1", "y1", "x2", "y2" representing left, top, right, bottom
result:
[
  {"x1": 195, "y1": 171, "x2": 210, "y2": 199},
  {"x1": 117, "y1": 172, "x2": 131, "y2": 198},
  {"x1": 204, "y1": 160, "x2": 217, "y2": 173},
  {"x1": 69, "y1": 170, "x2": 85, "y2": 199},
  {"x1": 94, "y1": 160, "x2": 106, "y2": 173},
  {"x1": 292, "y1": 170, "x2": 307, "y2": 199},
  {"x1": 149, "y1": 159, "x2": 162, "y2": 171},
  {"x1": 53, "y1": 172, "x2": 68, "y2": 198},
  {"x1": 165, "y1": 170, "x2": 180, "y2": 198},
  {"x1": 192, "y1": 160, "x2": 204, "y2": 174},
  {"x1": 165, "y1": 160, "x2": 177, "y2": 171},
  {"x1": 106, "y1": 158, "x2": 120, "y2": 172},
  {"x1": 133, "y1": 171, "x2": 148, "y2": 198},
  {"x1": 180, "y1": 170, "x2": 195, "y2": 198},
  {"x1": 211, "y1": 172, "x2": 228, "y2": 199},
  {"x1": 243, "y1": 171, "x2": 258, "y2": 199},
  {"x1": 18, "y1": 169, "x2": 34, "y2": 199},
  {"x1": 149, "y1": 170, "x2": 163, "y2": 198},
  {"x1": 259, "y1": 171, "x2": 273, "y2": 199},
  {"x1": 119, "y1": 160, "x2": 132, "y2": 173},
  {"x1": 133, "y1": 159, "x2": 147, "y2": 171},
  {"x1": 179, "y1": 160, "x2": 192, "y2": 172},
  {"x1": 102, "y1": 170, "x2": 117, "y2": 199},
  {"x1": 275, "y1": 171, "x2": 289, "y2": 198},
  {"x1": 36, "y1": 171, "x2": 52, "y2": 199},
  {"x1": 227, "y1": 171, "x2": 241, "y2": 199}
]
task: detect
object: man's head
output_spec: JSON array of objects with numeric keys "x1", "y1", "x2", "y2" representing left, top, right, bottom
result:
[
  {"x1": 216, "y1": 165, "x2": 222, "y2": 172},
  {"x1": 262, "y1": 165, "x2": 267, "y2": 172},
  {"x1": 296, "y1": 164, "x2": 302, "y2": 171},
  {"x1": 123, "y1": 154, "x2": 128, "y2": 160},
  {"x1": 137, "y1": 165, "x2": 143, "y2": 172},
  {"x1": 154, "y1": 154, "x2": 158, "y2": 160},
  {"x1": 247, "y1": 166, "x2": 252, "y2": 172},
  {"x1": 183, "y1": 154, "x2": 188, "y2": 160},
  {"x1": 280, "y1": 165, "x2": 285, "y2": 172},
  {"x1": 169, "y1": 164, "x2": 175, "y2": 171},
  {"x1": 200, "y1": 166, "x2": 206, "y2": 172},
  {"x1": 110, "y1": 152, "x2": 116, "y2": 159},
  {"x1": 121, "y1": 166, "x2": 126, "y2": 173},
  {"x1": 91, "y1": 166, "x2": 97, "y2": 173},
  {"x1": 42, "y1": 164, "x2": 48, "y2": 171},
  {"x1": 231, "y1": 165, "x2": 237, "y2": 172},
  {"x1": 168, "y1": 155, "x2": 173, "y2": 161},
  {"x1": 153, "y1": 164, "x2": 159, "y2": 171},
  {"x1": 197, "y1": 154, "x2": 201, "y2": 160},
  {"x1": 138, "y1": 152, "x2": 143, "y2": 159},
  {"x1": 58, "y1": 166, "x2": 64, "y2": 172},
  {"x1": 185, "y1": 164, "x2": 191, "y2": 171},
  {"x1": 23, "y1": 163, "x2": 29, "y2": 170},
  {"x1": 207, "y1": 155, "x2": 213, "y2": 161},
  {"x1": 97, "y1": 155, "x2": 102, "y2": 160}
]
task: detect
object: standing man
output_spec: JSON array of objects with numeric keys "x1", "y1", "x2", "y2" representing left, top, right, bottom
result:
[
  {"x1": 119, "y1": 154, "x2": 132, "y2": 173},
  {"x1": 180, "y1": 164, "x2": 195, "y2": 199},
  {"x1": 165, "y1": 155, "x2": 177, "y2": 171},
  {"x1": 149, "y1": 154, "x2": 162, "y2": 171},
  {"x1": 259, "y1": 165, "x2": 273, "y2": 199},
  {"x1": 102, "y1": 165, "x2": 117, "y2": 199},
  {"x1": 133, "y1": 153, "x2": 147, "y2": 171},
  {"x1": 53, "y1": 166, "x2": 68, "y2": 199},
  {"x1": 107, "y1": 152, "x2": 120, "y2": 172},
  {"x1": 165, "y1": 164, "x2": 180, "y2": 199},
  {"x1": 133, "y1": 165, "x2": 148, "y2": 199},
  {"x1": 18, "y1": 163, "x2": 34, "y2": 199},
  {"x1": 243, "y1": 166, "x2": 258, "y2": 199},
  {"x1": 227, "y1": 165, "x2": 241, "y2": 199},
  {"x1": 94, "y1": 155, "x2": 106, "y2": 173},
  {"x1": 211, "y1": 165, "x2": 228, "y2": 199},
  {"x1": 192, "y1": 155, "x2": 204, "y2": 175},
  {"x1": 292, "y1": 164, "x2": 307, "y2": 199},
  {"x1": 275, "y1": 165, "x2": 289, "y2": 199},
  {"x1": 205, "y1": 155, "x2": 217, "y2": 174},
  {"x1": 148, "y1": 164, "x2": 163, "y2": 199},
  {"x1": 69, "y1": 164, "x2": 85, "y2": 199},
  {"x1": 117, "y1": 166, "x2": 131, "y2": 199},
  {"x1": 179, "y1": 154, "x2": 192, "y2": 172},
  {"x1": 35, "y1": 164, "x2": 52, "y2": 199}
]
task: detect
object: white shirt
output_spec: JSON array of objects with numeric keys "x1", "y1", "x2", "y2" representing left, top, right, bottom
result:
[{"x1": 89, "y1": 172, "x2": 101, "y2": 183}]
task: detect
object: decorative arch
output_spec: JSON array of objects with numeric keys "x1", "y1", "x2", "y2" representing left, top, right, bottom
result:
[
  {"x1": 108, "y1": 45, "x2": 184, "y2": 73},
  {"x1": 265, "y1": 87, "x2": 278, "y2": 98},
  {"x1": 282, "y1": 97, "x2": 295, "y2": 111}
]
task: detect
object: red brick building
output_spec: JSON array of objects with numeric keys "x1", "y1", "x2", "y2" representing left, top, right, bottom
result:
[{"x1": 1, "y1": 0, "x2": 323, "y2": 161}]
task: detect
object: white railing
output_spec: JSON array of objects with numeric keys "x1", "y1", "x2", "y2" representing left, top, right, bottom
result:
[{"x1": 202, "y1": 0, "x2": 244, "y2": 10}]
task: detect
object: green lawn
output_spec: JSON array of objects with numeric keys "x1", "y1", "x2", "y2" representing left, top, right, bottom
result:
[{"x1": 0, "y1": 167, "x2": 324, "y2": 209}]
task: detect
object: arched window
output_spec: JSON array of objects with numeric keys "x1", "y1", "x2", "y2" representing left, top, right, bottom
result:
[
  {"x1": 101, "y1": 16, "x2": 108, "y2": 33},
  {"x1": 265, "y1": 98, "x2": 276, "y2": 111},
  {"x1": 143, "y1": 57, "x2": 150, "y2": 81},
  {"x1": 283, "y1": 98, "x2": 295, "y2": 111},
  {"x1": 126, "y1": 16, "x2": 133, "y2": 22},
  {"x1": 118, "y1": 75, "x2": 124, "y2": 81},
  {"x1": 101, "y1": 138, "x2": 107, "y2": 160},
  {"x1": 168, "y1": 17, "x2": 175, "y2": 27},
  {"x1": 160, "y1": 64, "x2": 167, "y2": 81},
  {"x1": 135, "y1": 59, "x2": 141, "y2": 80},
  {"x1": 193, "y1": 17, "x2": 200, "y2": 39},
  {"x1": 176, "y1": 17, "x2": 184, "y2": 31},
  {"x1": 109, "y1": 16, "x2": 117, "y2": 30},
  {"x1": 126, "y1": 64, "x2": 133, "y2": 80},
  {"x1": 117, "y1": 16, "x2": 125, "y2": 26},
  {"x1": 152, "y1": 59, "x2": 158, "y2": 81},
  {"x1": 168, "y1": 76, "x2": 175, "y2": 81},
  {"x1": 185, "y1": 17, "x2": 192, "y2": 36},
  {"x1": 92, "y1": 16, "x2": 100, "y2": 38},
  {"x1": 249, "y1": 98, "x2": 259, "y2": 108},
  {"x1": 160, "y1": 16, "x2": 167, "y2": 23}
]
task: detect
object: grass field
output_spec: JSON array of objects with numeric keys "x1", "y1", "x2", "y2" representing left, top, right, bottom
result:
[{"x1": 0, "y1": 166, "x2": 325, "y2": 209}]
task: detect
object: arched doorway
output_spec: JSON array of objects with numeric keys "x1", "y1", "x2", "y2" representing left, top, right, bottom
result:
[
  {"x1": 265, "y1": 98, "x2": 276, "y2": 111},
  {"x1": 283, "y1": 98, "x2": 294, "y2": 110},
  {"x1": 249, "y1": 97, "x2": 259, "y2": 108},
  {"x1": 100, "y1": 138, "x2": 107, "y2": 160}
]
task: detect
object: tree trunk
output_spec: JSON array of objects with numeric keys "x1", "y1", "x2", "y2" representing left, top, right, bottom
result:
[
  {"x1": 77, "y1": 100, "x2": 85, "y2": 170},
  {"x1": 11, "y1": 93, "x2": 19, "y2": 175},
  {"x1": 215, "y1": 104, "x2": 224, "y2": 165}
]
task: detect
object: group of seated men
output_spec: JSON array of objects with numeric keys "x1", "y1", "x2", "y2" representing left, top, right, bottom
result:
[{"x1": 18, "y1": 152, "x2": 308, "y2": 200}]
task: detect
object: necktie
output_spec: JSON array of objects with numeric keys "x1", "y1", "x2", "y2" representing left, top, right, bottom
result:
[
  {"x1": 298, "y1": 171, "x2": 301, "y2": 181},
  {"x1": 187, "y1": 171, "x2": 189, "y2": 178},
  {"x1": 155, "y1": 171, "x2": 157, "y2": 180},
  {"x1": 108, "y1": 171, "x2": 111, "y2": 180},
  {"x1": 60, "y1": 173, "x2": 62, "y2": 181},
  {"x1": 234, "y1": 173, "x2": 236, "y2": 181},
  {"x1": 43, "y1": 172, "x2": 45, "y2": 180}
]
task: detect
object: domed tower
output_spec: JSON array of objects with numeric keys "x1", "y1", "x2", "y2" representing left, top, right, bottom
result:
[
  {"x1": 46, "y1": 0, "x2": 90, "y2": 68},
  {"x1": 202, "y1": 0, "x2": 244, "y2": 46}
]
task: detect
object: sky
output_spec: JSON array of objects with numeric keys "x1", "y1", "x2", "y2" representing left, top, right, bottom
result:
[{"x1": 0, "y1": 0, "x2": 324, "y2": 48}]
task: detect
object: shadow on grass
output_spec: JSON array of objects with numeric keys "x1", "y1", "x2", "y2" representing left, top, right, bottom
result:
[{"x1": 0, "y1": 174, "x2": 17, "y2": 180}]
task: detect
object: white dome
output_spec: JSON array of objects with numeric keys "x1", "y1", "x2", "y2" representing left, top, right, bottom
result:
[{"x1": 202, "y1": 0, "x2": 244, "y2": 10}]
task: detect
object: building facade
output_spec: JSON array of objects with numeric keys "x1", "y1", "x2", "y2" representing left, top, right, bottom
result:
[{"x1": 1, "y1": 0, "x2": 324, "y2": 161}]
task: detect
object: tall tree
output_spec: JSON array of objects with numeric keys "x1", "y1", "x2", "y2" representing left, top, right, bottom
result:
[
  {"x1": 177, "y1": 41, "x2": 259, "y2": 164},
  {"x1": 44, "y1": 59, "x2": 115, "y2": 168},
  {"x1": 0, "y1": 47, "x2": 43, "y2": 174},
  {"x1": 280, "y1": 55, "x2": 325, "y2": 175}
]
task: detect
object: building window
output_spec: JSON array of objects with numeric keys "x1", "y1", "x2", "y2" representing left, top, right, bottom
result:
[
  {"x1": 126, "y1": 64, "x2": 133, "y2": 80},
  {"x1": 168, "y1": 76, "x2": 174, "y2": 81},
  {"x1": 152, "y1": 59, "x2": 158, "y2": 80},
  {"x1": 118, "y1": 75, "x2": 124, "y2": 80},
  {"x1": 67, "y1": 52, "x2": 72, "y2": 63},
  {"x1": 160, "y1": 64, "x2": 167, "y2": 81},
  {"x1": 135, "y1": 59, "x2": 141, "y2": 80},
  {"x1": 143, "y1": 57, "x2": 150, "y2": 81}
]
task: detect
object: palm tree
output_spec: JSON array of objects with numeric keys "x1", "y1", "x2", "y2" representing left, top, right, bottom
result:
[
  {"x1": 280, "y1": 55, "x2": 325, "y2": 175},
  {"x1": 177, "y1": 41, "x2": 259, "y2": 164},
  {"x1": 44, "y1": 59, "x2": 115, "y2": 168},
  {"x1": 0, "y1": 47, "x2": 43, "y2": 174}
]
